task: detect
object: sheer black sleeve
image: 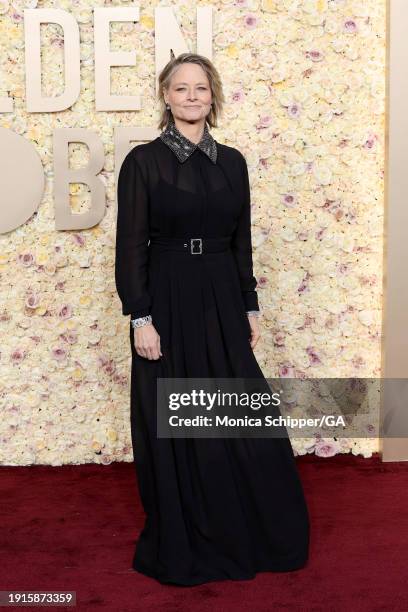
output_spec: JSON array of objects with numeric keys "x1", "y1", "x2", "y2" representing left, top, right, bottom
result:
[
  {"x1": 230, "y1": 152, "x2": 259, "y2": 312},
  {"x1": 115, "y1": 149, "x2": 151, "y2": 319}
]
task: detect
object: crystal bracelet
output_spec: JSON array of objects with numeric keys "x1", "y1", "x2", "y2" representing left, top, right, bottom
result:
[{"x1": 131, "y1": 315, "x2": 153, "y2": 329}]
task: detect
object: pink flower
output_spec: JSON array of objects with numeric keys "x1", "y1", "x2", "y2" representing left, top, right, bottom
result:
[
  {"x1": 306, "y1": 346, "x2": 321, "y2": 365},
  {"x1": 315, "y1": 440, "x2": 339, "y2": 457},
  {"x1": 282, "y1": 193, "x2": 297, "y2": 208},
  {"x1": 231, "y1": 90, "x2": 245, "y2": 103},
  {"x1": 51, "y1": 346, "x2": 67, "y2": 361},
  {"x1": 73, "y1": 234, "x2": 85, "y2": 247},
  {"x1": 58, "y1": 304, "x2": 73, "y2": 320},
  {"x1": 101, "y1": 454, "x2": 113, "y2": 465},
  {"x1": 298, "y1": 231, "x2": 309, "y2": 241},
  {"x1": 51, "y1": 36, "x2": 64, "y2": 48},
  {"x1": 278, "y1": 365, "x2": 295, "y2": 377},
  {"x1": 103, "y1": 360, "x2": 116, "y2": 375},
  {"x1": 11, "y1": 348, "x2": 26, "y2": 363},
  {"x1": 257, "y1": 116, "x2": 273, "y2": 129},
  {"x1": 97, "y1": 353, "x2": 110, "y2": 367},
  {"x1": 60, "y1": 331, "x2": 78, "y2": 345},
  {"x1": 25, "y1": 292, "x2": 40, "y2": 309},
  {"x1": 273, "y1": 332, "x2": 285, "y2": 347},
  {"x1": 244, "y1": 14, "x2": 257, "y2": 28},
  {"x1": 257, "y1": 276, "x2": 268, "y2": 288},
  {"x1": 297, "y1": 275, "x2": 309, "y2": 294},
  {"x1": 288, "y1": 103, "x2": 301, "y2": 118},
  {"x1": 18, "y1": 252, "x2": 34, "y2": 267},
  {"x1": 344, "y1": 19, "x2": 357, "y2": 33},
  {"x1": 364, "y1": 136, "x2": 376, "y2": 150},
  {"x1": 306, "y1": 50, "x2": 324, "y2": 62},
  {"x1": 351, "y1": 356, "x2": 365, "y2": 369}
]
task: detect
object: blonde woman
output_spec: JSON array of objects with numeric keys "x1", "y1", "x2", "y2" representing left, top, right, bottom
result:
[{"x1": 115, "y1": 52, "x2": 310, "y2": 586}]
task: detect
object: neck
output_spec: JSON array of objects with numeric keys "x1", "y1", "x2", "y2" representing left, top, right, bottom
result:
[{"x1": 172, "y1": 116, "x2": 206, "y2": 144}]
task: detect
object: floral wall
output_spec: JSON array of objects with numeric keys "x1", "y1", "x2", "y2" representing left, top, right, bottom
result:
[{"x1": 0, "y1": 0, "x2": 385, "y2": 465}]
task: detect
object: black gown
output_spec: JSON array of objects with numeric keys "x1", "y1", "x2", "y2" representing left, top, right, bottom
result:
[{"x1": 115, "y1": 136, "x2": 310, "y2": 586}]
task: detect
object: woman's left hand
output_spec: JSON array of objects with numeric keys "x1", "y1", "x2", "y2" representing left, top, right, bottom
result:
[{"x1": 248, "y1": 314, "x2": 261, "y2": 350}]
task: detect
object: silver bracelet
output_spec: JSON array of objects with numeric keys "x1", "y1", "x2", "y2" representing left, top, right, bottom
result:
[
  {"x1": 131, "y1": 315, "x2": 152, "y2": 328},
  {"x1": 246, "y1": 310, "x2": 260, "y2": 317}
]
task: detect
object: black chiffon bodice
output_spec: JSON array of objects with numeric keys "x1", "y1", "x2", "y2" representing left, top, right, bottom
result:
[{"x1": 115, "y1": 137, "x2": 259, "y2": 319}]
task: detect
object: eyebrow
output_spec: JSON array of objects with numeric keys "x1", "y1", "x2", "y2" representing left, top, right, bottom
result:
[{"x1": 173, "y1": 82, "x2": 208, "y2": 86}]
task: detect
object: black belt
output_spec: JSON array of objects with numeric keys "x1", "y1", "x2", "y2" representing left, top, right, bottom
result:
[{"x1": 149, "y1": 236, "x2": 231, "y2": 255}]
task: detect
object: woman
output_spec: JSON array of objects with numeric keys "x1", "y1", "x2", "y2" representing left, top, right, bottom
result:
[{"x1": 115, "y1": 52, "x2": 310, "y2": 586}]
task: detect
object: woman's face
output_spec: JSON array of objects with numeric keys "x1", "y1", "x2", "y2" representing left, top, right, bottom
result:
[{"x1": 164, "y1": 63, "x2": 212, "y2": 123}]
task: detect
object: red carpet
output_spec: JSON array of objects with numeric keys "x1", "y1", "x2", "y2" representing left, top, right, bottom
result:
[{"x1": 1, "y1": 453, "x2": 407, "y2": 611}]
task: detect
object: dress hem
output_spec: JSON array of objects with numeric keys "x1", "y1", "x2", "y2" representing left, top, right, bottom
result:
[{"x1": 132, "y1": 556, "x2": 309, "y2": 586}]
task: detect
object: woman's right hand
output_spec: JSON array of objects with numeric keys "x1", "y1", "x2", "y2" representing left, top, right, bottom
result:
[{"x1": 134, "y1": 323, "x2": 162, "y2": 360}]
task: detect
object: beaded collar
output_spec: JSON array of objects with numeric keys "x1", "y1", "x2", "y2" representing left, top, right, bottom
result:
[{"x1": 159, "y1": 114, "x2": 217, "y2": 164}]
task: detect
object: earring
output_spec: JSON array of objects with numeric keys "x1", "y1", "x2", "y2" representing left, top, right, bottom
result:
[{"x1": 166, "y1": 103, "x2": 170, "y2": 110}]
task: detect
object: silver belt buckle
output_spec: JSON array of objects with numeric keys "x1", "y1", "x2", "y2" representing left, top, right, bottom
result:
[{"x1": 190, "y1": 238, "x2": 202, "y2": 254}]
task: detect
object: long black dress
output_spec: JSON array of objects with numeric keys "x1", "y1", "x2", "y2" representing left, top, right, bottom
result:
[{"x1": 115, "y1": 131, "x2": 310, "y2": 586}]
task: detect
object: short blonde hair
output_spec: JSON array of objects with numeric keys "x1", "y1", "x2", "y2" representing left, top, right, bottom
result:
[{"x1": 157, "y1": 53, "x2": 225, "y2": 131}]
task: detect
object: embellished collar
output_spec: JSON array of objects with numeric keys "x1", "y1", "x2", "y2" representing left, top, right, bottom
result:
[{"x1": 159, "y1": 114, "x2": 217, "y2": 164}]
